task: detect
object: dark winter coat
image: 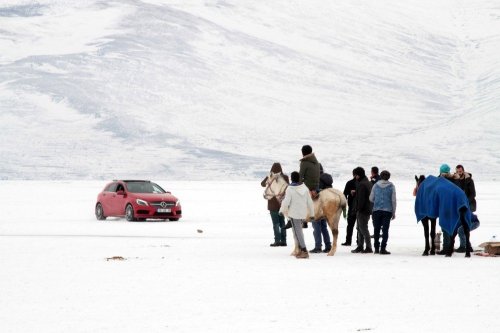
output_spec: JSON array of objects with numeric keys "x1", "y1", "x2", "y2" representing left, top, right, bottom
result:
[
  {"x1": 261, "y1": 163, "x2": 290, "y2": 211},
  {"x1": 370, "y1": 174, "x2": 381, "y2": 184},
  {"x1": 319, "y1": 173, "x2": 333, "y2": 190},
  {"x1": 343, "y1": 177, "x2": 357, "y2": 214},
  {"x1": 453, "y1": 172, "x2": 477, "y2": 212},
  {"x1": 299, "y1": 153, "x2": 320, "y2": 191},
  {"x1": 354, "y1": 176, "x2": 373, "y2": 215}
]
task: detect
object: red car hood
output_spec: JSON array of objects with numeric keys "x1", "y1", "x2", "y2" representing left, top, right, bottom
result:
[{"x1": 132, "y1": 193, "x2": 178, "y2": 202}]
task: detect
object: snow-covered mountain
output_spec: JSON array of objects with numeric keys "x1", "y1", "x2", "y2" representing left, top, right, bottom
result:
[{"x1": 1, "y1": 0, "x2": 500, "y2": 180}]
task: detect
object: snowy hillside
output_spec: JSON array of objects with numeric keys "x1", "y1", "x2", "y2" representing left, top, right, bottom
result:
[{"x1": 1, "y1": 0, "x2": 500, "y2": 180}]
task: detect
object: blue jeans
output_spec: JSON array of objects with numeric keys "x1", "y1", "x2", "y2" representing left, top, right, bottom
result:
[
  {"x1": 270, "y1": 211, "x2": 286, "y2": 243},
  {"x1": 458, "y1": 220, "x2": 480, "y2": 248},
  {"x1": 372, "y1": 210, "x2": 392, "y2": 250},
  {"x1": 312, "y1": 219, "x2": 331, "y2": 250}
]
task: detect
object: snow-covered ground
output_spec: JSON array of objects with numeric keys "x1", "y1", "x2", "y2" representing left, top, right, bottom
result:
[
  {"x1": 1, "y1": 1, "x2": 500, "y2": 331},
  {"x1": 0, "y1": 180, "x2": 499, "y2": 332},
  {"x1": 1, "y1": 1, "x2": 500, "y2": 180}
]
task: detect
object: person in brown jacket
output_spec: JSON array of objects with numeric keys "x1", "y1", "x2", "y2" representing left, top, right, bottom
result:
[{"x1": 261, "y1": 163, "x2": 290, "y2": 246}]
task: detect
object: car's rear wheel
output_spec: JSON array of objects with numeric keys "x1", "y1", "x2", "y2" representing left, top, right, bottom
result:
[
  {"x1": 125, "y1": 204, "x2": 136, "y2": 222},
  {"x1": 95, "y1": 203, "x2": 106, "y2": 220}
]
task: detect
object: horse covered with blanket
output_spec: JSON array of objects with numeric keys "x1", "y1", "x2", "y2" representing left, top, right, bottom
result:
[{"x1": 414, "y1": 175, "x2": 473, "y2": 257}]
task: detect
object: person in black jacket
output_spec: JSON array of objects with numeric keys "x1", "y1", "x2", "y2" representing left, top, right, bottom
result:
[
  {"x1": 453, "y1": 164, "x2": 477, "y2": 212},
  {"x1": 342, "y1": 169, "x2": 357, "y2": 246},
  {"x1": 370, "y1": 166, "x2": 381, "y2": 184},
  {"x1": 351, "y1": 167, "x2": 374, "y2": 253}
]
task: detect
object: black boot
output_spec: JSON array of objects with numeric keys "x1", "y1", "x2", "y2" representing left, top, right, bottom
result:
[
  {"x1": 283, "y1": 220, "x2": 292, "y2": 229},
  {"x1": 380, "y1": 248, "x2": 391, "y2": 255},
  {"x1": 270, "y1": 242, "x2": 280, "y2": 247}
]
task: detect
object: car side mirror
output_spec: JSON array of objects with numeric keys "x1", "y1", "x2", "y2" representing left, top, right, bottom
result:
[{"x1": 116, "y1": 190, "x2": 125, "y2": 196}]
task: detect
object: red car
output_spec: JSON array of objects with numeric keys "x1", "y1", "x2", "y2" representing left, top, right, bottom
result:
[{"x1": 95, "y1": 180, "x2": 182, "y2": 221}]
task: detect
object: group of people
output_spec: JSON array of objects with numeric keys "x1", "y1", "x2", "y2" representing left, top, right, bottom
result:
[
  {"x1": 261, "y1": 145, "x2": 397, "y2": 259},
  {"x1": 430, "y1": 163, "x2": 478, "y2": 253},
  {"x1": 261, "y1": 146, "x2": 478, "y2": 259}
]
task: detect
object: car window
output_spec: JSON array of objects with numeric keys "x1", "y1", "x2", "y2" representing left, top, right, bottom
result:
[
  {"x1": 105, "y1": 183, "x2": 118, "y2": 192},
  {"x1": 125, "y1": 181, "x2": 166, "y2": 194},
  {"x1": 116, "y1": 184, "x2": 125, "y2": 192},
  {"x1": 151, "y1": 183, "x2": 166, "y2": 194}
]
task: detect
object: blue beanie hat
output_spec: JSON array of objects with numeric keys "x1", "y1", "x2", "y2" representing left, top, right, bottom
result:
[{"x1": 439, "y1": 164, "x2": 450, "y2": 174}]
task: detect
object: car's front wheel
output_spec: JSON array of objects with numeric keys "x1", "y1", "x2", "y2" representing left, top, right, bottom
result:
[
  {"x1": 170, "y1": 218, "x2": 179, "y2": 222},
  {"x1": 95, "y1": 203, "x2": 106, "y2": 220},
  {"x1": 125, "y1": 204, "x2": 136, "y2": 222}
]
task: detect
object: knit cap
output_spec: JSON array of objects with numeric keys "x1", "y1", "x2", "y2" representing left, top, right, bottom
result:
[{"x1": 439, "y1": 164, "x2": 450, "y2": 174}]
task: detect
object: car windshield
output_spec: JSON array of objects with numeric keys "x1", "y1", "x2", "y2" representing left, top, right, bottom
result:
[{"x1": 125, "y1": 181, "x2": 166, "y2": 194}]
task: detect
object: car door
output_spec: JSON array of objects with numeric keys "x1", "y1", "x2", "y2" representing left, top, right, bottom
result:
[
  {"x1": 100, "y1": 182, "x2": 117, "y2": 216},
  {"x1": 109, "y1": 182, "x2": 127, "y2": 216}
]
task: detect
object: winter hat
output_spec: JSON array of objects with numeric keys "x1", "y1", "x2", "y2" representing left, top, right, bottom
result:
[
  {"x1": 301, "y1": 145, "x2": 312, "y2": 156},
  {"x1": 439, "y1": 164, "x2": 450, "y2": 174},
  {"x1": 291, "y1": 171, "x2": 300, "y2": 183},
  {"x1": 353, "y1": 166, "x2": 365, "y2": 178}
]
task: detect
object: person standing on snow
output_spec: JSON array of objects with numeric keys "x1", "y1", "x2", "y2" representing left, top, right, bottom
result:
[
  {"x1": 437, "y1": 163, "x2": 455, "y2": 255},
  {"x1": 279, "y1": 171, "x2": 315, "y2": 259},
  {"x1": 310, "y1": 164, "x2": 332, "y2": 253},
  {"x1": 261, "y1": 162, "x2": 290, "y2": 247},
  {"x1": 369, "y1": 170, "x2": 396, "y2": 254},
  {"x1": 342, "y1": 169, "x2": 357, "y2": 246},
  {"x1": 351, "y1": 167, "x2": 374, "y2": 254},
  {"x1": 453, "y1": 164, "x2": 477, "y2": 252}
]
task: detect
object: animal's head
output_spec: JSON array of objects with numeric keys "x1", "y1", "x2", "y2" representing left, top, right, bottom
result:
[{"x1": 414, "y1": 175, "x2": 426, "y2": 186}]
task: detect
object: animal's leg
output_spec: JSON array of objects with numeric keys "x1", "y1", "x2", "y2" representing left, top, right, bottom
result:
[
  {"x1": 422, "y1": 218, "x2": 430, "y2": 256},
  {"x1": 326, "y1": 213, "x2": 340, "y2": 256},
  {"x1": 430, "y1": 218, "x2": 436, "y2": 255}
]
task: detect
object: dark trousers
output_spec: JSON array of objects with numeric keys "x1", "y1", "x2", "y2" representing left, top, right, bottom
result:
[
  {"x1": 312, "y1": 219, "x2": 331, "y2": 250},
  {"x1": 270, "y1": 211, "x2": 286, "y2": 243},
  {"x1": 356, "y1": 212, "x2": 372, "y2": 250},
  {"x1": 345, "y1": 210, "x2": 357, "y2": 244},
  {"x1": 372, "y1": 210, "x2": 392, "y2": 250}
]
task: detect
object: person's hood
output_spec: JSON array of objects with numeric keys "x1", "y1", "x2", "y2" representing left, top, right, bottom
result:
[
  {"x1": 290, "y1": 183, "x2": 309, "y2": 196},
  {"x1": 453, "y1": 172, "x2": 472, "y2": 180},
  {"x1": 270, "y1": 162, "x2": 283, "y2": 173},
  {"x1": 375, "y1": 179, "x2": 393, "y2": 188},
  {"x1": 300, "y1": 153, "x2": 318, "y2": 164}
]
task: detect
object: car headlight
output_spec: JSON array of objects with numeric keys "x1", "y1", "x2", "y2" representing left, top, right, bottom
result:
[
  {"x1": 136, "y1": 199, "x2": 149, "y2": 206},
  {"x1": 175, "y1": 200, "x2": 181, "y2": 207}
]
